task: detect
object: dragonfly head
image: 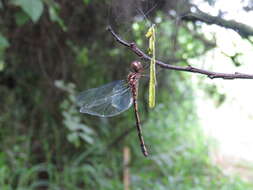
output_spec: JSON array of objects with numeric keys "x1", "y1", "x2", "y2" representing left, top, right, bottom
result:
[{"x1": 131, "y1": 61, "x2": 144, "y2": 73}]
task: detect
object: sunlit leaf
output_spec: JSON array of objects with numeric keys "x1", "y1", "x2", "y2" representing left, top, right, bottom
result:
[{"x1": 12, "y1": 0, "x2": 44, "y2": 22}]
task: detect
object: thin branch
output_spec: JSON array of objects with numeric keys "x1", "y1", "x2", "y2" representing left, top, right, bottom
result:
[
  {"x1": 107, "y1": 26, "x2": 253, "y2": 80},
  {"x1": 181, "y1": 5, "x2": 253, "y2": 38}
]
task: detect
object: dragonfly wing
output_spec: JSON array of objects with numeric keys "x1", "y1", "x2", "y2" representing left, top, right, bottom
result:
[{"x1": 77, "y1": 80, "x2": 133, "y2": 117}]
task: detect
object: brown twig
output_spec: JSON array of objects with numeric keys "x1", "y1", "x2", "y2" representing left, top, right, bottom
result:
[
  {"x1": 107, "y1": 26, "x2": 253, "y2": 80},
  {"x1": 181, "y1": 5, "x2": 253, "y2": 38}
]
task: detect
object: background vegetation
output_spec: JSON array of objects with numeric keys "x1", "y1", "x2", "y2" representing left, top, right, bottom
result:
[{"x1": 0, "y1": 0, "x2": 252, "y2": 189}]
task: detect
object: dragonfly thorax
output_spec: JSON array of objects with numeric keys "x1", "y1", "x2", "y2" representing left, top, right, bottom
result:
[{"x1": 131, "y1": 61, "x2": 144, "y2": 73}]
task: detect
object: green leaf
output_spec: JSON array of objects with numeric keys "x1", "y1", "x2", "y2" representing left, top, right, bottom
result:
[
  {"x1": 77, "y1": 47, "x2": 89, "y2": 65},
  {"x1": 67, "y1": 133, "x2": 80, "y2": 147},
  {"x1": 15, "y1": 11, "x2": 30, "y2": 26},
  {"x1": 83, "y1": 0, "x2": 90, "y2": 5},
  {"x1": 0, "y1": 34, "x2": 10, "y2": 49},
  {"x1": 13, "y1": 0, "x2": 44, "y2": 22},
  {"x1": 49, "y1": 6, "x2": 67, "y2": 31}
]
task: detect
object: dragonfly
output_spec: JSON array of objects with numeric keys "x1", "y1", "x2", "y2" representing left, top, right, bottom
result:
[{"x1": 76, "y1": 61, "x2": 148, "y2": 157}]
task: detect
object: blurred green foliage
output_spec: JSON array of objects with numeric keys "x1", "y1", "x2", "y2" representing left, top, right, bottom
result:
[
  {"x1": 0, "y1": 0, "x2": 252, "y2": 189},
  {"x1": 11, "y1": 0, "x2": 44, "y2": 22}
]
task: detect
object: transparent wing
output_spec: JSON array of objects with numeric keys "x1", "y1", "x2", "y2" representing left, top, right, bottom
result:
[{"x1": 76, "y1": 80, "x2": 133, "y2": 117}]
